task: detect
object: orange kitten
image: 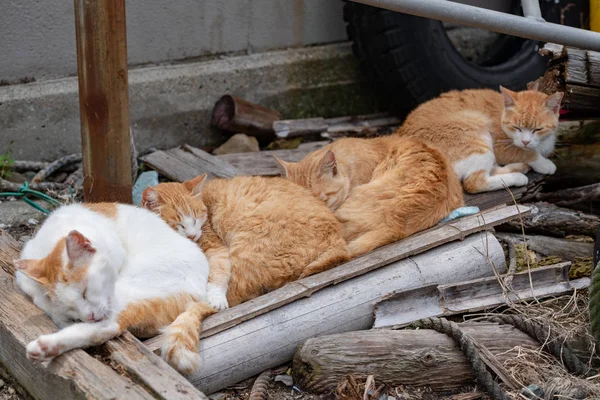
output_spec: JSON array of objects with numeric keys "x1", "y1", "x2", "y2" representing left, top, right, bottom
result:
[
  {"x1": 277, "y1": 137, "x2": 464, "y2": 257},
  {"x1": 396, "y1": 85, "x2": 564, "y2": 193},
  {"x1": 142, "y1": 175, "x2": 349, "y2": 310}
]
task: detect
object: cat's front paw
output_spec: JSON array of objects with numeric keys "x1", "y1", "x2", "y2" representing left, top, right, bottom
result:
[
  {"x1": 26, "y1": 335, "x2": 64, "y2": 363},
  {"x1": 206, "y1": 283, "x2": 229, "y2": 311},
  {"x1": 529, "y1": 157, "x2": 557, "y2": 175},
  {"x1": 510, "y1": 173, "x2": 529, "y2": 187}
]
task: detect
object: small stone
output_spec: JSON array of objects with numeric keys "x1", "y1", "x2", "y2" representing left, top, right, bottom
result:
[
  {"x1": 8, "y1": 387, "x2": 15, "y2": 395},
  {"x1": 6, "y1": 171, "x2": 27, "y2": 184},
  {"x1": 213, "y1": 134, "x2": 260, "y2": 155},
  {"x1": 0, "y1": 379, "x2": 5, "y2": 389},
  {"x1": 0, "y1": 223, "x2": 7, "y2": 229},
  {"x1": 27, "y1": 218, "x2": 39, "y2": 226}
]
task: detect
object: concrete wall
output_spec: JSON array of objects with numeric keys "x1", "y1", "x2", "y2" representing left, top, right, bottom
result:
[{"x1": 1, "y1": 0, "x2": 347, "y2": 83}]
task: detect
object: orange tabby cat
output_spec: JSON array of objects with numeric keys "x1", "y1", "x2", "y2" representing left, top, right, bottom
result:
[
  {"x1": 276, "y1": 137, "x2": 464, "y2": 257},
  {"x1": 142, "y1": 175, "x2": 349, "y2": 311},
  {"x1": 395, "y1": 84, "x2": 564, "y2": 193}
]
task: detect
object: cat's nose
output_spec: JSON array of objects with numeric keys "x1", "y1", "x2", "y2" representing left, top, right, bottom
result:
[{"x1": 521, "y1": 140, "x2": 530, "y2": 146}]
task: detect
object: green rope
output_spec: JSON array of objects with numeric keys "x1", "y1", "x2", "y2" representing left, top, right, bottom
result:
[{"x1": 0, "y1": 182, "x2": 61, "y2": 214}]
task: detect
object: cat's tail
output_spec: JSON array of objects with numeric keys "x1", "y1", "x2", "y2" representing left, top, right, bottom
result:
[
  {"x1": 160, "y1": 301, "x2": 216, "y2": 375},
  {"x1": 299, "y1": 241, "x2": 350, "y2": 278}
]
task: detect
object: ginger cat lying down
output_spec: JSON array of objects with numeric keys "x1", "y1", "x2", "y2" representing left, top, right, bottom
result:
[
  {"x1": 396, "y1": 84, "x2": 564, "y2": 193},
  {"x1": 276, "y1": 137, "x2": 464, "y2": 258},
  {"x1": 142, "y1": 175, "x2": 349, "y2": 311}
]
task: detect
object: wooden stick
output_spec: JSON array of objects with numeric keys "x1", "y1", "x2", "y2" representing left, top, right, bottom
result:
[
  {"x1": 536, "y1": 182, "x2": 600, "y2": 207},
  {"x1": 74, "y1": 0, "x2": 132, "y2": 203},
  {"x1": 211, "y1": 95, "x2": 281, "y2": 143},
  {"x1": 497, "y1": 201, "x2": 600, "y2": 238},
  {"x1": 292, "y1": 324, "x2": 540, "y2": 393},
  {"x1": 495, "y1": 232, "x2": 593, "y2": 261}
]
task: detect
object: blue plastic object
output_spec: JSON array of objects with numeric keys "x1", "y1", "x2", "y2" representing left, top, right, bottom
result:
[
  {"x1": 440, "y1": 206, "x2": 480, "y2": 224},
  {"x1": 132, "y1": 171, "x2": 159, "y2": 206}
]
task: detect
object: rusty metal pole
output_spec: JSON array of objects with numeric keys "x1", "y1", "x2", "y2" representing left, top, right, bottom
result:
[{"x1": 74, "y1": 0, "x2": 132, "y2": 203}]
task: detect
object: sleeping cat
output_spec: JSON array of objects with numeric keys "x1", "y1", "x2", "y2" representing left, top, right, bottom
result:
[
  {"x1": 276, "y1": 137, "x2": 464, "y2": 257},
  {"x1": 141, "y1": 174, "x2": 349, "y2": 311},
  {"x1": 395, "y1": 84, "x2": 564, "y2": 193},
  {"x1": 14, "y1": 202, "x2": 213, "y2": 374}
]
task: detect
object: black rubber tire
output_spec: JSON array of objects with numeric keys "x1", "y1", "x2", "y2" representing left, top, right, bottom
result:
[{"x1": 342, "y1": 1, "x2": 573, "y2": 114}]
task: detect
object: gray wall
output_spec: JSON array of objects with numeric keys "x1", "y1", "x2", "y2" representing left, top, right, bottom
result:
[{"x1": 1, "y1": 0, "x2": 347, "y2": 83}]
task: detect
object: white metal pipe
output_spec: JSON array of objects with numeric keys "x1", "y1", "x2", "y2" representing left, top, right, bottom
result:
[
  {"x1": 350, "y1": 0, "x2": 600, "y2": 52},
  {"x1": 521, "y1": 0, "x2": 544, "y2": 20}
]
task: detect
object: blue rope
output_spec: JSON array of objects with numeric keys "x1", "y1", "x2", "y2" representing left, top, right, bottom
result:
[{"x1": 0, "y1": 182, "x2": 61, "y2": 214}]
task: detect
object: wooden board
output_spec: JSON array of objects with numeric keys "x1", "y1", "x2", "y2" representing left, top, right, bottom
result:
[
  {"x1": 373, "y1": 263, "x2": 589, "y2": 329},
  {"x1": 217, "y1": 142, "x2": 329, "y2": 176},
  {"x1": 166, "y1": 234, "x2": 506, "y2": 394},
  {"x1": 0, "y1": 231, "x2": 208, "y2": 400},
  {"x1": 141, "y1": 144, "x2": 240, "y2": 182}
]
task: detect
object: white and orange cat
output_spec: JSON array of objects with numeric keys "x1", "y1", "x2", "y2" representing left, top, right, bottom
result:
[
  {"x1": 15, "y1": 202, "x2": 213, "y2": 374},
  {"x1": 276, "y1": 137, "x2": 464, "y2": 258},
  {"x1": 142, "y1": 175, "x2": 350, "y2": 311},
  {"x1": 396, "y1": 84, "x2": 564, "y2": 193}
]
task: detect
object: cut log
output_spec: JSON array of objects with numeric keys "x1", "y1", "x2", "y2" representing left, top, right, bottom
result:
[
  {"x1": 535, "y1": 44, "x2": 600, "y2": 120},
  {"x1": 495, "y1": 232, "x2": 593, "y2": 261},
  {"x1": 211, "y1": 95, "x2": 281, "y2": 143},
  {"x1": 147, "y1": 233, "x2": 506, "y2": 394},
  {"x1": 0, "y1": 231, "x2": 208, "y2": 400},
  {"x1": 497, "y1": 202, "x2": 600, "y2": 238},
  {"x1": 273, "y1": 112, "x2": 401, "y2": 139},
  {"x1": 292, "y1": 324, "x2": 540, "y2": 393}
]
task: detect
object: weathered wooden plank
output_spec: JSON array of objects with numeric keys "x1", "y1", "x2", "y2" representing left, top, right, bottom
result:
[
  {"x1": 105, "y1": 333, "x2": 208, "y2": 400},
  {"x1": 0, "y1": 230, "x2": 20, "y2": 276},
  {"x1": 217, "y1": 141, "x2": 329, "y2": 176},
  {"x1": 373, "y1": 263, "x2": 589, "y2": 329},
  {"x1": 464, "y1": 173, "x2": 545, "y2": 211},
  {"x1": 0, "y1": 232, "x2": 208, "y2": 400},
  {"x1": 292, "y1": 323, "x2": 539, "y2": 393},
  {"x1": 141, "y1": 144, "x2": 239, "y2": 182},
  {"x1": 145, "y1": 205, "x2": 528, "y2": 352},
  {"x1": 183, "y1": 235, "x2": 506, "y2": 394},
  {"x1": 0, "y1": 249, "x2": 154, "y2": 399}
]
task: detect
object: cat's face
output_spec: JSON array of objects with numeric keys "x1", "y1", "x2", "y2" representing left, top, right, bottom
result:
[
  {"x1": 500, "y1": 86, "x2": 563, "y2": 151},
  {"x1": 141, "y1": 175, "x2": 208, "y2": 242},
  {"x1": 15, "y1": 231, "x2": 115, "y2": 324},
  {"x1": 276, "y1": 150, "x2": 350, "y2": 211}
]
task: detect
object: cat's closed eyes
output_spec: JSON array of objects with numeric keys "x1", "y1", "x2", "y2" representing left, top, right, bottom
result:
[
  {"x1": 396, "y1": 84, "x2": 564, "y2": 193},
  {"x1": 15, "y1": 202, "x2": 213, "y2": 375}
]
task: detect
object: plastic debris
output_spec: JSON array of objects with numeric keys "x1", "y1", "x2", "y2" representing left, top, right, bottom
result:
[
  {"x1": 274, "y1": 374, "x2": 294, "y2": 387},
  {"x1": 440, "y1": 206, "x2": 480, "y2": 223},
  {"x1": 132, "y1": 171, "x2": 159, "y2": 206}
]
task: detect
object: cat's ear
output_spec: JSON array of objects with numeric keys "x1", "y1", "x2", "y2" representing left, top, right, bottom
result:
[
  {"x1": 527, "y1": 80, "x2": 540, "y2": 91},
  {"x1": 545, "y1": 91, "x2": 564, "y2": 114},
  {"x1": 14, "y1": 259, "x2": 48, "y2": 284},
  {"x1": 66, "y1": 230, "x2": 96, "y2": 268},
  {"x1": 184, "y1": 174, "x2": 207, "y2": 197},
  {"x1": 318, "y1": 150, "x2": 338, "y2": 178},
  {"x1": 273, "y1": 156, "x2": 291, "y2": 177},
  {"x1": 499, "y1": 86, "x2": 517, "y2": 109},
  {"x1": 142, "y1": 187, "x2": 161, "y2": 210}
]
